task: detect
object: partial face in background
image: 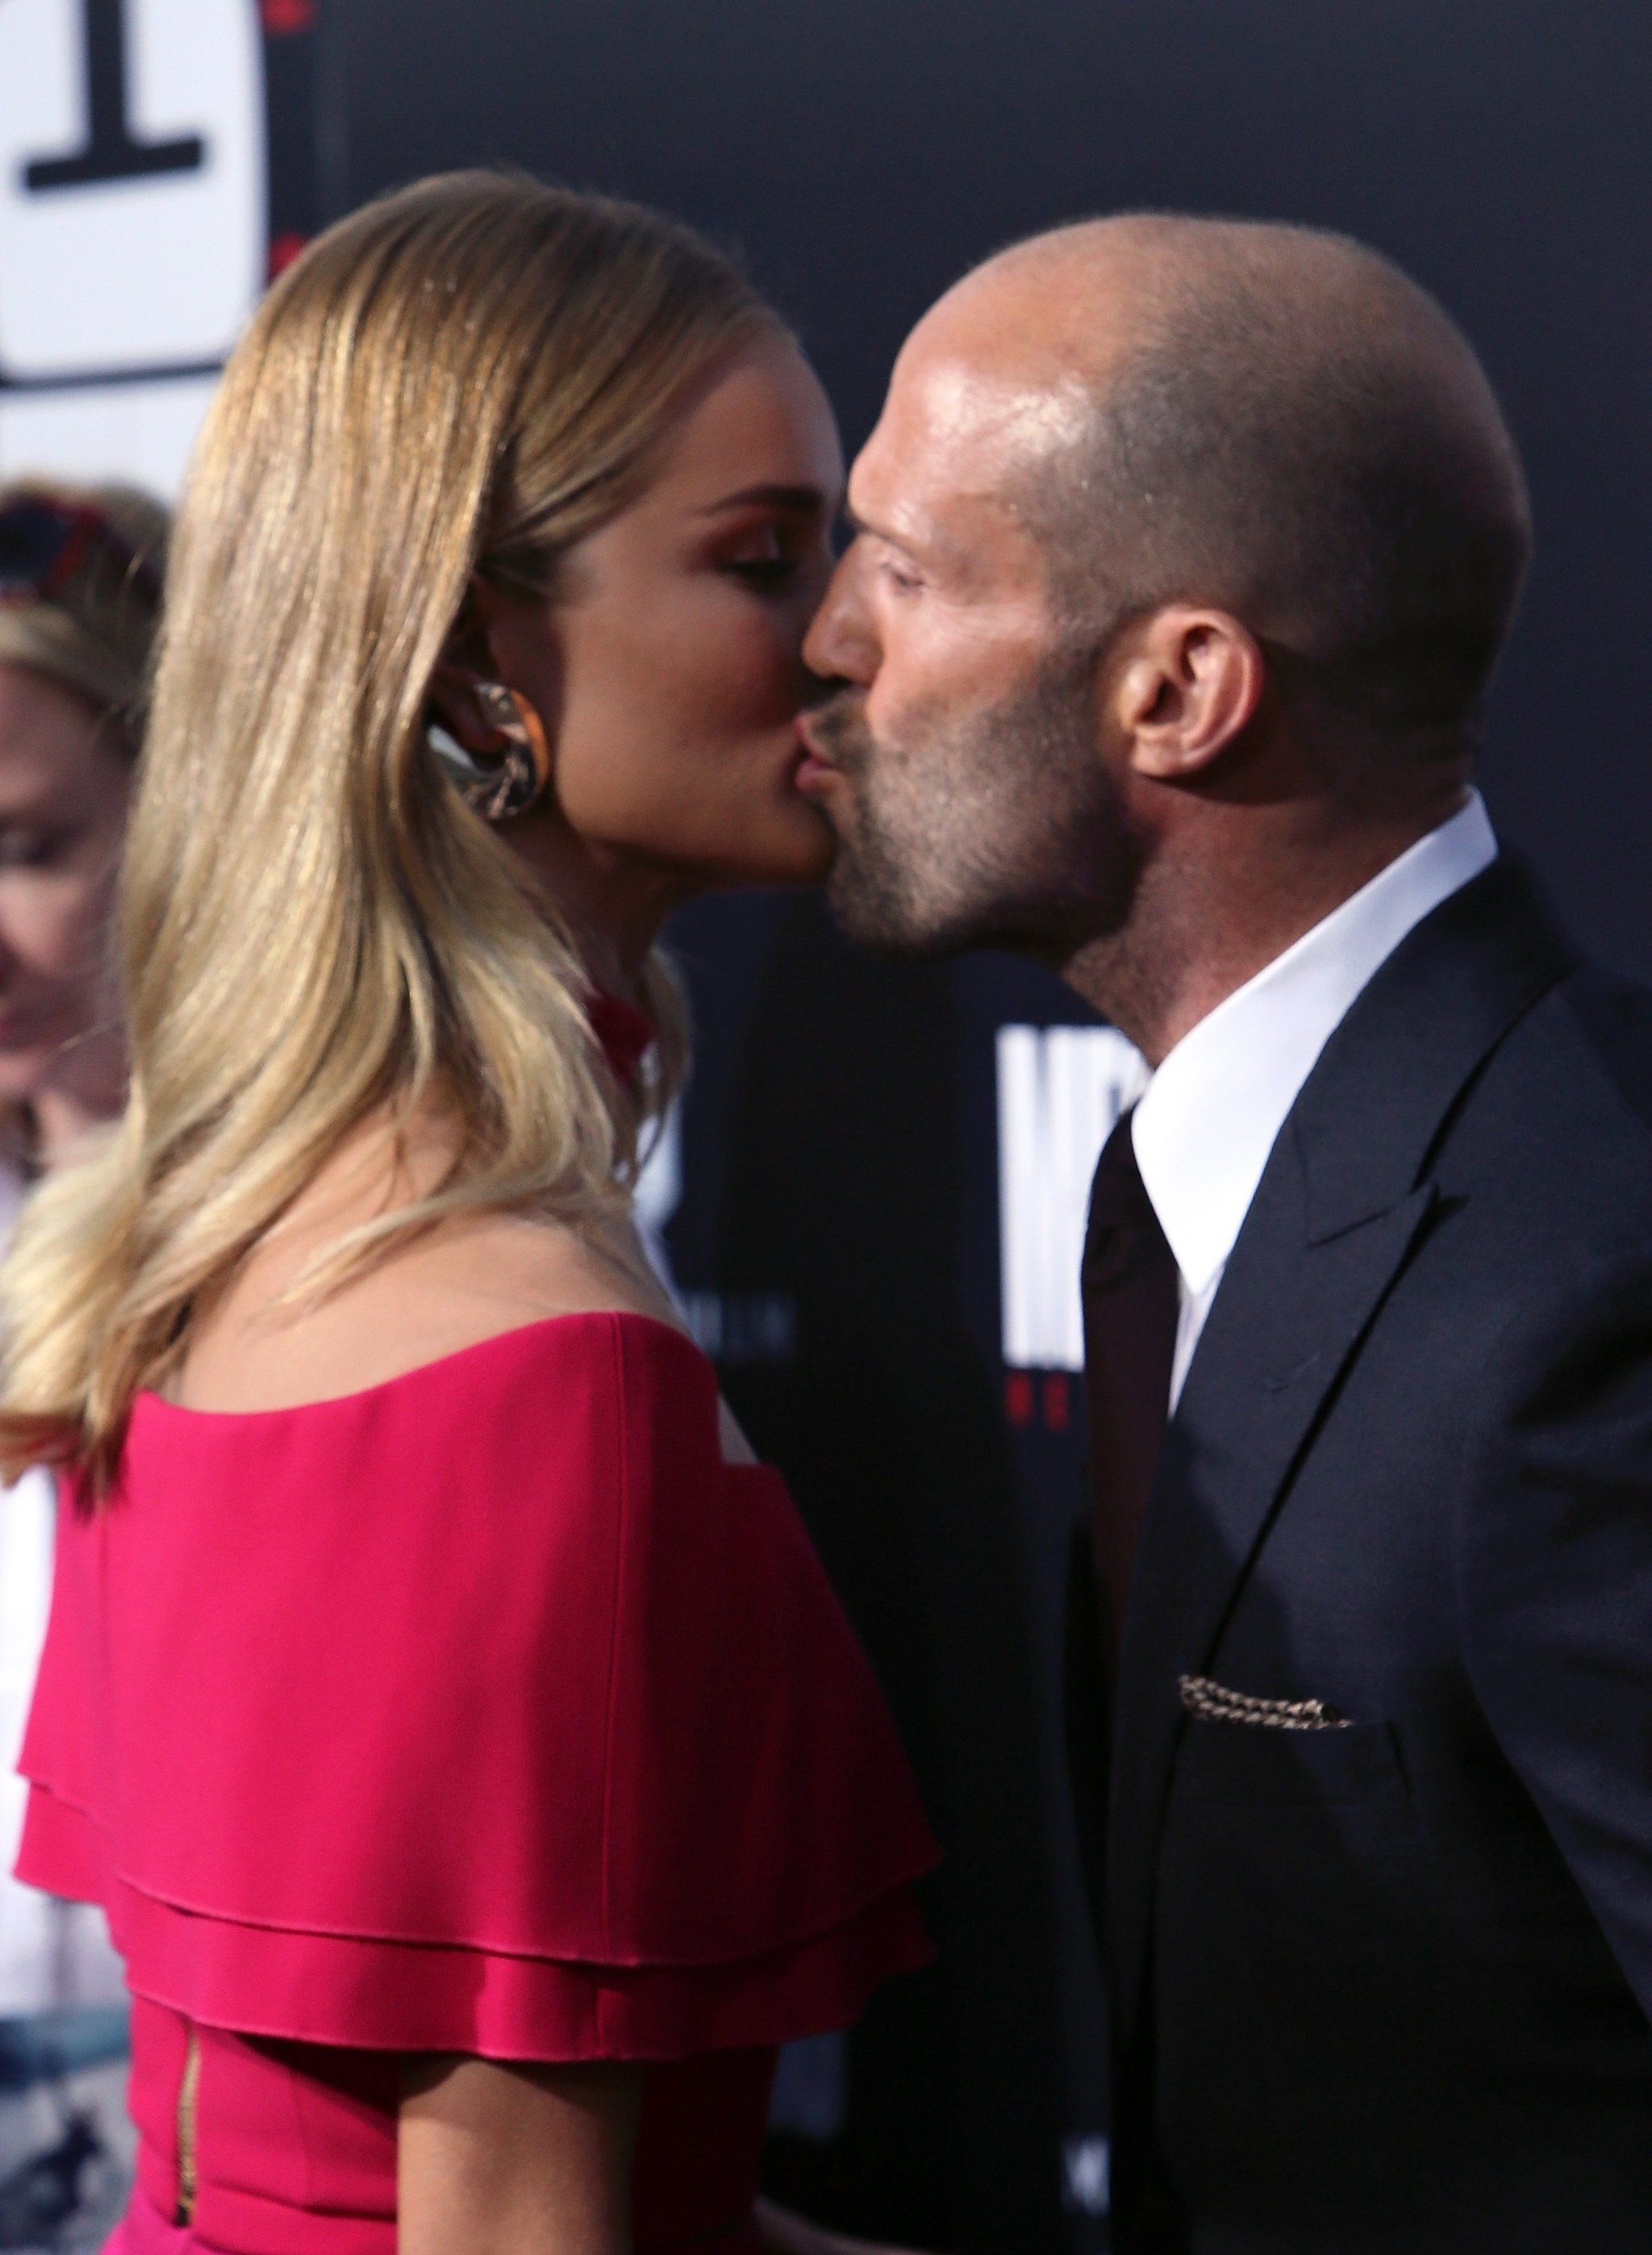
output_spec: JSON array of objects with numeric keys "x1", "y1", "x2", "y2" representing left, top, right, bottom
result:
[
  {"x1": 798, "y1": 316, "x2": 1143, "y2": 957},
  {"x1": 480, "y1": 332, "x2": 845, "y2": 891},
  {"x1": 0, "y1": 663, "x2": 130, "y2": 1117}
]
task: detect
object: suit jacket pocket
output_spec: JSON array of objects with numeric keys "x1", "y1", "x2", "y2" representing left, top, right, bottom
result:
[{"x1": 1174, "y1": 1714, "x2": 1408, "y2": 1805}]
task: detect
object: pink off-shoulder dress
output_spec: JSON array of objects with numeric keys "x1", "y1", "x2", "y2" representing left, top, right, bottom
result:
[{"x1": 12, "y1": 1309, "x2": 938, "y2": 2253}]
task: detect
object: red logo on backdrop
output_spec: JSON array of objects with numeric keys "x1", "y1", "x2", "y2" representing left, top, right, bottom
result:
[
  {"x1": 267, "y1": 232, "x2": 309, "y2": 281},
  {"x1": 257, "y1": 0, "x2": 325, "y2": 287}
]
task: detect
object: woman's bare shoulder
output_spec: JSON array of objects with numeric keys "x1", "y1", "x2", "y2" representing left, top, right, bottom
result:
[{"x1": 177, "y1": 1205, "x2": 673, "y2": 1414}]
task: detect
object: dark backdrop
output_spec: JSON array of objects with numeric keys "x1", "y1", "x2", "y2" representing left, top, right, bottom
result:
[{"x1": 319, "y1": 6, "x2": 1651, "y2": 2246}]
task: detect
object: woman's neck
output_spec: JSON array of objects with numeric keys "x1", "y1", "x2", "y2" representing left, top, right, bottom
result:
[{"x1": 510, "y1": 808, "x2": 692, "y2": 1002}]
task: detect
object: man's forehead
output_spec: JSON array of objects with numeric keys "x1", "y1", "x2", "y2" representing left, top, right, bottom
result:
[
  {"x1": 904, "y1": 355, "x2": 1092, "y2": 458},
  {"x1": 853, "y1": 352, "x2": 1094, "y2": 529}
]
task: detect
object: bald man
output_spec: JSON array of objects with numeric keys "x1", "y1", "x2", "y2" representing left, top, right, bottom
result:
[{"x1": 799, "y1": 219, "x2": 1652, "y2": 2252}]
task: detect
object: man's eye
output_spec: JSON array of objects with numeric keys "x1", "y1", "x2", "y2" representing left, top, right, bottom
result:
[{"x1": 879, "y1": 558, "x2": 923, "y2": 594}]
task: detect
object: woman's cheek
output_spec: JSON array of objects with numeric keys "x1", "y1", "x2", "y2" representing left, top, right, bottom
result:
[
  {"x1": 550, "y1": 592, "x2": 810, "y2": 851},
  {"x1": 553, "y1": 730, "x2": 665, "y2": 837},
  {"x1": 0, "y1": 885, "x2": 89, "y2": 1013},
  {"x1": 670, "y1": 581, "x2": 808, "y2": 723},
  {"x1": 37, "y1": 880, "x2": 106, "y2": 992},
  {"x1": 729, "y1": 610, "x2": 813, "y2": 722},
  {"x1": 0, "y1": 882, "x2": 54, "y2": 976}
]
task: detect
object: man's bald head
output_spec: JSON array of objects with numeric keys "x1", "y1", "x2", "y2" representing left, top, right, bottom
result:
[
  {"x1": 802, "y1": 215, "x2": 1529, "y2": 1017},
  {"x1": 916, "y1": 215, "x2": 1533, "y2": 741}
]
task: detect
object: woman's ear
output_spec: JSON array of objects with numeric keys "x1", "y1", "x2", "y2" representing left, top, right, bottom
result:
[
  {"x1": 427, "y1": 578, "x2": 508, "y2": 755},
  {"x1": 463, "y1": 574, "x2": 564, "y2": 755},
  {"x1": 427, "y1": 577, "x2": 553, "y2": 758},
  {"x1": 423, "y1": 579, "x2": 557, "y2": 821},
  {"x1": 1111, "y1": 605, "x2": 1266, "y2": 782},
  {"x1": 427, "y1": 658, "x2": 507, "y2": 756}
]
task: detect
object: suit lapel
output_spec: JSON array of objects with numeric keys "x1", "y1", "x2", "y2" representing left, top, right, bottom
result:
[{"x1": 1100, "y1": 855, "x2": 1579, "y2": 2059}]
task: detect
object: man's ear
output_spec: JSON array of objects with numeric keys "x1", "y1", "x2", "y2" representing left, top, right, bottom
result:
[{"x1": 1109, "y1": 605, "x2": 1265, "y2": 782}]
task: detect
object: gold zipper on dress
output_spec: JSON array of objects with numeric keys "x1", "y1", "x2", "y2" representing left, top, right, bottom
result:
[{"x1": 174, "y1": 2022, "x2": 200, "y2": 2228}]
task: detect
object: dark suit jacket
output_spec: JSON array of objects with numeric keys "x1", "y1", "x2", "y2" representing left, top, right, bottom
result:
[{"x1": 1069, "y1": 855, "x2": 1652, "y2": 2253}]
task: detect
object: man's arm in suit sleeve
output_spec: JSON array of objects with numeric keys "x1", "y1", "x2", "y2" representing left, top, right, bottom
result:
[{"x1": 1458, "y1": 1250, "x2": 1652, "y2": 2019}]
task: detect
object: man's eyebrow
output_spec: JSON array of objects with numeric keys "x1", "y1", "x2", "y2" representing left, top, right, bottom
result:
[
  {"x1": 841, "y1": 503, "x2": 904, "y2": 546},
  {"x1": 697, "y1": 482, "x2": 830, "y2": 517}
]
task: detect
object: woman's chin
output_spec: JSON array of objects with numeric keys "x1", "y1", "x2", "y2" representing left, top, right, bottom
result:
[
  {"x1": 739, "y1": 803, "x2": 838, "y2": 887},
  {"x1": 675, "y1": 798, "x2": 838, "y2": 892}
]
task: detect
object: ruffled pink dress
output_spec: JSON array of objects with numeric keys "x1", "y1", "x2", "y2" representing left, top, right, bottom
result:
[{"x1": 13, "y1": 1306, "x2": 938, "y2": 2253}]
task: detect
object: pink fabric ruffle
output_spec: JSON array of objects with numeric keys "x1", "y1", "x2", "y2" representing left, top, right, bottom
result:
[
  {"x1": 26, "y1": 1785, "x2": 927, "y2": 2057},
  {"x1": 18, "y1": 1313, "x2": 937, "y2": 2061}
]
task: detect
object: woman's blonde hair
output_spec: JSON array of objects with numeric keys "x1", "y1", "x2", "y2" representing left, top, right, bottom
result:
[
  {"x1": 0, "y1": 477, "x2": 169, "y2": 731},
  {"x1": 0, "y1": 171, "x2": 782, "y2": 1483}
]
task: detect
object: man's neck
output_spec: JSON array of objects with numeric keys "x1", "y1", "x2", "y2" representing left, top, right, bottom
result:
[{"x1": 1064, "y1": 792, "x2": 1470, "y2": 1067}]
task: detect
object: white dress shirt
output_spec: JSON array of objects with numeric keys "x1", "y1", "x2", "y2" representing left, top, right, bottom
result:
[{"x1": 1131, "y1": 792, "x2": 1499, "y2": 1410}]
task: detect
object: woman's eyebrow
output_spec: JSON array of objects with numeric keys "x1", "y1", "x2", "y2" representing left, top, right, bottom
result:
[{"x1": 697, "y1": 482, "x2": 829, "y2": 517}]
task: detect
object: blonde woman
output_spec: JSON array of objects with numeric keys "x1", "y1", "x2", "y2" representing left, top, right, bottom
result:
[
  {"x1": 1, "y1": 178, "x2": 935, "y2": 2255},
  {"x1": 0, "y1": 482, "x2": 164, "y2": 1163},
  {"x1": 0, "y1": 477, "x2": 168, "y2": 2243}
]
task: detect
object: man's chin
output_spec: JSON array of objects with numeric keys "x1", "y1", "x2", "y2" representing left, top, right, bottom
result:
[
  {"x1": 824, "y1": 861, "x2": 974, "y2": 959},
  {"x1": 825, "y1": 859, "x2": 1097, "y2": 966}
]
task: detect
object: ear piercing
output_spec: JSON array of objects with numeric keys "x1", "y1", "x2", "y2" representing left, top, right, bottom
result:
[{"x1": 426, "y1": 681, "x2": 550, "y2": 821}]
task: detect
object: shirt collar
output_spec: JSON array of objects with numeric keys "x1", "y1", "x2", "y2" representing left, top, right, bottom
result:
[{"x1": 1131, "y1": 791, "x2": 1498, "y2": 1296}]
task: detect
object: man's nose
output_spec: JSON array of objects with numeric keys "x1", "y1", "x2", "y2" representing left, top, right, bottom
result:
[{"x1": 803, "y1": 548, "x2": 876, "y2": 685}]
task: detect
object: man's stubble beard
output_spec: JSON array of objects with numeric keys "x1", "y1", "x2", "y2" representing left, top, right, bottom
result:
[{"x1": 815, "y1": 647, "x2": 1146, "y2": 964}]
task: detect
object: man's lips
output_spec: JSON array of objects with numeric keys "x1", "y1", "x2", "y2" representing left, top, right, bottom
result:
[{"x1": 793, "y1": 712, "x2": 841, "y2": 790}]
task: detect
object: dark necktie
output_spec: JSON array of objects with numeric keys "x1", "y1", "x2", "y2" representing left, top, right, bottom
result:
[{"x1": 1080, "y1": 1107, "x2": 1182, "y2": 1659}]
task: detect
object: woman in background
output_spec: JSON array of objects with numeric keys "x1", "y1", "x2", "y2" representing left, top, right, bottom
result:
[
  {"x1": 0, "y1": 177, "x2": 935, "y2": 2255},
  {"x1": 0, "y1": 477, "x2": 168, "y2": 2248}
]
